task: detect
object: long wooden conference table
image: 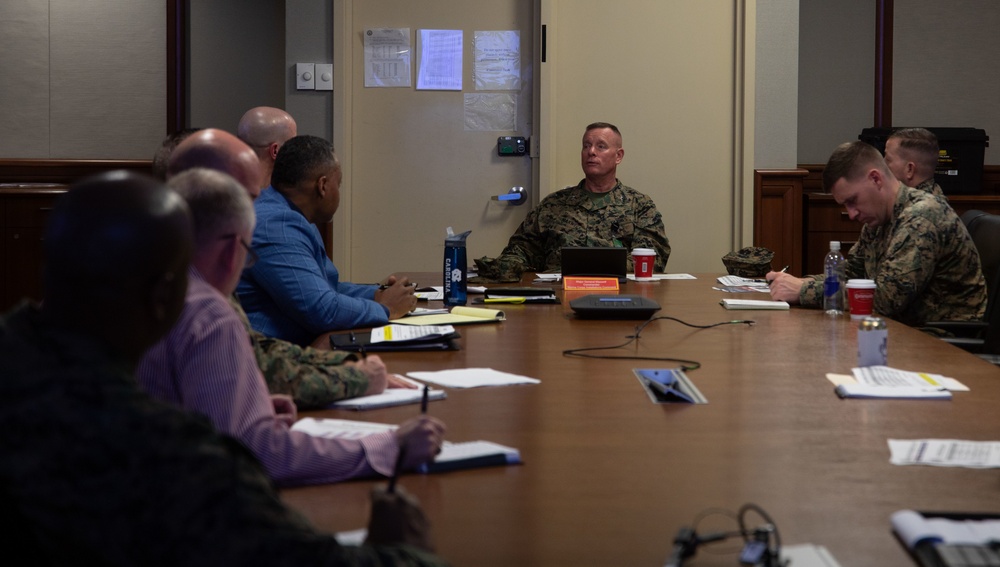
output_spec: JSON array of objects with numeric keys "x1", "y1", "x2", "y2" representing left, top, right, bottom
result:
[{"x1": 284, "y1": 273, "x2": 1000, "y2": 566}]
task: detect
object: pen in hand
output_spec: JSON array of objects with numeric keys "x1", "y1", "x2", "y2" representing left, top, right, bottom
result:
[{"x1": 388, "y1": 385, "x2": 430, "y2": 493}]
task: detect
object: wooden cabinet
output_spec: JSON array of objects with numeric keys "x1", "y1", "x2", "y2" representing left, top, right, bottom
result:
[
  {"x1": 802, "y1": 192, "x2": 1000, "y2": 276},
  {"x1": 0, "y1": 186, "x2": 67, "y2": 311}
]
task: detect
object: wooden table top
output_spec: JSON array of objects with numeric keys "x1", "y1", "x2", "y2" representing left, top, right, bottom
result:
[{"x1": 283, "y1": 273, "x2": 1000, "y2": 566}]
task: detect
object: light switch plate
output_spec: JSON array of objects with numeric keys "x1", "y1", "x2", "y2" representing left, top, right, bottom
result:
[
  {"x1": 296, "y1": 63, "x2": 315, "y2": 90},
  {"x1": 315, "y1": 63, "x2": 333, "y2": 91}
]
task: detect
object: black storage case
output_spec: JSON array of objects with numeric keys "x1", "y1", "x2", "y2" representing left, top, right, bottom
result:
[{"x1": 859, "y1": 127, "x2": 989, "y2": 195}]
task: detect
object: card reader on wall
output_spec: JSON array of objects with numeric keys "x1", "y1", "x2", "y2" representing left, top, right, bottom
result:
[{"x1": 497, "y1": 136, "x2": 529, "y2": 156}]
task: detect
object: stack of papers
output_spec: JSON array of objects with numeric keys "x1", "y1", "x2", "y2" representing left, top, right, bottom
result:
[
  {"x1": 719, "y1": 298, "x2": 789, "y2": 310},
  {"x1": 327, "y1": 387, "x2": 447, "y2": 411},
  {"x1": 715, "y1": 275, "x2": 772, "y2": 293},
  {"x1": 829, "y1": 366, "x2": 965, "y2": 399},
  {"x1": 392, "y1": 306, "x2": 505, "y2": 326},
  {"x1": 407, "y1": 368, "x2": 540, "y2": 388},
  {"x1": 889, "y1": 439, "x2": 1000, "y2": 468}
]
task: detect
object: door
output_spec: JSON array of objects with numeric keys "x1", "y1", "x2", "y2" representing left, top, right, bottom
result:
[{"x1": 332, "y1": 0, "x2": 537, "y2": 282}]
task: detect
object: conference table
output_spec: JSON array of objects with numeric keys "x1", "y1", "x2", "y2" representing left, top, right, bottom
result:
[{"x1": 283, "y1": 273, "x2": 1000, "y2": 566}]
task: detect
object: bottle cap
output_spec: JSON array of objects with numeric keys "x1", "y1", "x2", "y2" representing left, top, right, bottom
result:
[{"x1": 830, "y1": 241, "x2": 840, "y2": 251}]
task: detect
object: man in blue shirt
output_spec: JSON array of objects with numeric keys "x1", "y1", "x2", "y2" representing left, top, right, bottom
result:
[{"x1": 238, "y1": 135, "x2": 416, "y2": 344}]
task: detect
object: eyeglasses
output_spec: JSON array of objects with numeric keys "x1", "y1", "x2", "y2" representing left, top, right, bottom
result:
[{"x1": 220, "y1": 233, "x2": 258, "y2": 269}]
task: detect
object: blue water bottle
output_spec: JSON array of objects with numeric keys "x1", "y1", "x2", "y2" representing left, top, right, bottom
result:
[{"x1": 444, "y1": 227, "x2": 471, "y2": 306}]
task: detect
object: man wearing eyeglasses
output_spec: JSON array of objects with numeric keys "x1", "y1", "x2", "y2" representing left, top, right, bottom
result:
[{"x1": 136, "y1": 169, "x2": 446, "y2": 487}]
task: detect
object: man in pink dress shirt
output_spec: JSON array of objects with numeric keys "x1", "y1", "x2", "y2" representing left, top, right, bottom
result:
[{"x1": 136, "y1": 168, "x2": 446, "y2": 486}]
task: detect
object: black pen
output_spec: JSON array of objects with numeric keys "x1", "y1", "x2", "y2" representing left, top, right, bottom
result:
[
  {"x1": 378, "y1": 282, "x2": 419, "y2": 291},
  {"x1": 387, "y1": 445, "x2": 406, "y2": 494},
  {"x1": 421, "y1": 384, "x2": 430, "y2": 414}
]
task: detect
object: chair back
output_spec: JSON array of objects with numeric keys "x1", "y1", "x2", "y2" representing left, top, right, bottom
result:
[{"x1": 961, "y1": 210, "x2": 1000, "y2": 353}]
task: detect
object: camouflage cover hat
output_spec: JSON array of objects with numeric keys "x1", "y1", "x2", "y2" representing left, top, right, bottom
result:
[{"x1": 722, "y1": 247, "x2": 774, "y2": 278}]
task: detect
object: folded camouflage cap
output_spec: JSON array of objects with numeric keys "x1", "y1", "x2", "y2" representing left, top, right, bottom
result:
[
  {"x1": 722, "y1": 247, "x2": 774, "y2": 278},
  {"x1": 471, "y1": 256, "x2": 525, "y2": 283}
]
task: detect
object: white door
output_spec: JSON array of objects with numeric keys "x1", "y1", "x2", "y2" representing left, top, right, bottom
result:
[{"x1": 332, "y1": 0, "x2": 537, "y2": 282}]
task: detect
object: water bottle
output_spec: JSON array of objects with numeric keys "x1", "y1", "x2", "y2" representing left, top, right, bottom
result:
[
  {"x1": 823, "y1": 241, "x2": 845, "y2": 315},
  {"x1": 443, "y1": 227, "x2": 471, "y2": 306}
]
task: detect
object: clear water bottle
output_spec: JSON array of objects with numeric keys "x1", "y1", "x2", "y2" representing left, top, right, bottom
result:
[
  {"x1": 443, "y1": 227, "x2": 471, "y2": 306},
  {"x1": 823, "y1": 241, "x2": 845, "y2": 315}
]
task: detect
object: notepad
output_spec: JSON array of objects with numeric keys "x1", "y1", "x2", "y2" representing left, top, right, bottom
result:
[
  {"x1": 291, "y1": 418, "x2": 521, "y2": 473},
  {"x1": 327, "y1": 388, "x2": 447, "y2": 411},
  {"x1": 391, "y1": 306, "x2": 505, "y2": 326},
  {"x1": 719, "y1": 299, "x2": 789, "y2": 310}
]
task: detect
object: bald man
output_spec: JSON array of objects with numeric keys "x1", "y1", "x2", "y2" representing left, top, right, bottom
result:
[
  {"x1": 168, "y1": 128, "x2": 263, "y2": 199},
  {"x1": 164, "y1": 128, "x2": 411, "y2": 408},
  {"x1": 0, "y1": 171, "x2": 442, "y2": 564},
  {"x1": 237, "y1": 106, "x2": 298, "y2": 190}
]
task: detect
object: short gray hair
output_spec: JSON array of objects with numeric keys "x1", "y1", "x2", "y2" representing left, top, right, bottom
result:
[{"x1": 167, "y1": 168, "x2": 255, "y2": 248}]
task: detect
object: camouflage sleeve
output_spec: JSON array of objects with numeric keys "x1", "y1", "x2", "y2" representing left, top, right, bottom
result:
[
  {"x1": 629, "y1": 194, "x2": 671, "y2": 271},
  {"x1": 472, "y1": 204, "x2": 546, "y2": 282},
  {"x1": 799, "y1": 275, "x2": 824, "y2": 307},
  {"x1": 252, "y1": 330, "x2": 369, "y2": 409},
  {"x1": 868, "y1": 216, "x2": 940, "y2": 319},
  {"x1": 228, "y1": 296, "x2": 369, "y2": 409}
]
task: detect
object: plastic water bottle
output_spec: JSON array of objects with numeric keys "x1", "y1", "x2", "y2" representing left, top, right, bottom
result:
[
  {"x1": 443, "y1": 227, "x2": 471, "y2": 306},
  {"x1": 823, "y1": 241, "x2": 845, "y2": 315}
]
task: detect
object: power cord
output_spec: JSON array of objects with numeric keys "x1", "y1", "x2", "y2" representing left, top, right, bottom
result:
[
  {"x1": 562, "y1": 315, "x2": 755, "y2": 370},
  {"x1": 664, "y1": 502, "x2": 786, "y2": 567}
]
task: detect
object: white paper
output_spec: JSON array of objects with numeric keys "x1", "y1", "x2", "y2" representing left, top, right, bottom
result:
[
  {"x1": 292, "y1": 417, "x2": 395, "y2": 439},
  {"x1": 407, "y1": 368, "x2": 540, "y2": 388},
  {"x1": 892, "y1": 509, "x2": 1000, "y2": 547},
  {"x1": 627, "y1": 273, "x2": 697, "y2": 280},
  {"x1": 889, "y1": 439, "x2": 1000, "y2": 468},
  {"x1": 416, "y1": 29, "x2": 463, "y2": 91},
  {"x1": 334, "y1": 528, "x2": 368, "y2": 547},
  {"x1": 370, "y1": 324, "x2": 455, "y2": 344},
  {"x1": 327, "y1": 388, "x2": 446, "y2": 411},
  {"x1": 852, "y1": 366, "x2": 948, "y2": 388},
  {"x1": 464, "y1": 93, "x2": 516, "y2": 131},
  {"x1": 474, "y1": 30, "x2": 520, "y2": 90},
  {"x1": 364, "y1": 28, "x2": 411, "y2": 88}
]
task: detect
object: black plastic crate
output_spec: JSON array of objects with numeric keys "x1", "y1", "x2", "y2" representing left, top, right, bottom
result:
[{"x1": 859, "y1": 127, "x2": 989, "y2": 195}]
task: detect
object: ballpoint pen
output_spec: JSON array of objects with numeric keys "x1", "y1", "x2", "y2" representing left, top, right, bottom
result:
[
  {"x1": 421, "y1": 384, "x2": 430, "y2": 414},
  {"x1": 389, "y1": 385, "x2": 429, "y2": 493}
]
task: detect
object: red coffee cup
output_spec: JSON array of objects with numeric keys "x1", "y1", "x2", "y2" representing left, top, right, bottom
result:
[
  {"x1": 847, "y1": 279, "x2": 876, "y2": 319},
  {"x1": 632, "y1": 248, "x2": 656, "y2": 281}
]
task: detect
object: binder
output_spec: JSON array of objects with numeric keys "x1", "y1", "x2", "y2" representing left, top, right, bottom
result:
[{"x1": 329, "y1": 329, "x2": 460, "y2": 352}]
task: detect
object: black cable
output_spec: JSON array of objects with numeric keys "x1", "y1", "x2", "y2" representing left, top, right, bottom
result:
[
  {"x1": 737, "y1": 502, "x2": 783, "y2": 566},
  {"x1": 562, "y1": 315, "x2": 755, "y2": 369}
]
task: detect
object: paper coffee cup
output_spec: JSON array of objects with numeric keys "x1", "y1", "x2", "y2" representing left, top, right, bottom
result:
[
  {"x1": 846, "y1": 279, "x2": 876, "y2": 319},
  {"x1": 631, "y1": 248, "x2": 656, "y2": 281}
]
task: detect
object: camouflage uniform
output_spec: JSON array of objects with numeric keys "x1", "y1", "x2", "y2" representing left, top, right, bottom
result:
[
  {"x1": 229, "y1": 296, "x2": 369, "y2": 409},
  {"x1": 914, "y1": 177, "x2": 944, "y2": 197},
  {"x1": 800, "y1": 184, "x2": 986, "y2": 326},
  {"x1": 474, "y1": 180, "x2": 670, "y2": 282}
]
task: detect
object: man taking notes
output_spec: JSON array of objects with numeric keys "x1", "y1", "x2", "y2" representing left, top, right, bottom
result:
[
  {"x1": 137, "y1": 168, "x2": 444, "y2": 486},
  {"x1": 767, "y1": 141, "x2": 985, "y2": 327},
  {"x1": 0, "y1": 171, "x2": 443, "y2": 564}
]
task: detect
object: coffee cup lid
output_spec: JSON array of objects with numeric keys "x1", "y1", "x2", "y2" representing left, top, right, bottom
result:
[
  {"x1": 847, "y1": 279, "x2": 876, "y2": 288},
  {"x1": 631, "y1": 248, "x2": 655, "y2": 255}
]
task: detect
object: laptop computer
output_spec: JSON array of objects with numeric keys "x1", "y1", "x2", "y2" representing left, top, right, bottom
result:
[{"x1": 560, "y1": 246, "x2": 628, "y2": 283}]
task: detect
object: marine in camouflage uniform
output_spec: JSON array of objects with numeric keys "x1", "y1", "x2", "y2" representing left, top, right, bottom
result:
[
  {"x1": 474, "y1": 179, "x2": 671, "y2": 282},
  {"x1": 799, "y1": 184, "x2": 986, "y2": 326},
  {"x1": 229, "y1": 296, "x2": 369, "y2": 409},
  {"x1": 913, "y1": 177, "x2": 944, "y2": 197}
]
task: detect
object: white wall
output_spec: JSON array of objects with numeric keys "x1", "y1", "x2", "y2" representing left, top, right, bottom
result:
[{"x1": 755, "y1": 0, "x2": 799, "y2": 169}]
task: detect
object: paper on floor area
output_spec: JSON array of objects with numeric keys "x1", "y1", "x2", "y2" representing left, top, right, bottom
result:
[
  {"x1": 889, "y1": 439, "x2": 1000, "y2": 468},
  {"x1": 407, "y1": 368, "x2": 540, "y2": 388}
]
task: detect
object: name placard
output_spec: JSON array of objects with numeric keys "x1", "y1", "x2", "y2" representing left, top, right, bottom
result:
[{"x1": 563, "y1": 277, "x2": 620, "y2": 291}]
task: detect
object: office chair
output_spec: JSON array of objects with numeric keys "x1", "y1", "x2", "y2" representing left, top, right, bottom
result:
[{"x1": 924, "y1": 210, "x2": 1000, "y2": 360}]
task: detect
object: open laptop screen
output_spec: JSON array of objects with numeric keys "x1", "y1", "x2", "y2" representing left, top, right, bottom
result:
[{"x1": 560, "y1": 247, "x2": 628, "y2": 282}]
